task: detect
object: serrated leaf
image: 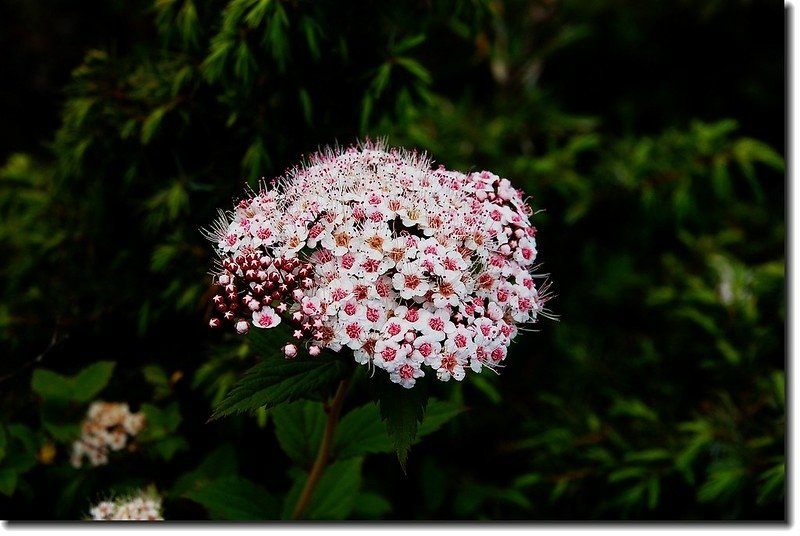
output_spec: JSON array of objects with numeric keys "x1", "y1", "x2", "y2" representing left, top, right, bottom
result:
[
  {"x1": 283, "y1": 458, "x2": 363, "y2": 520},
  {"x1": 211, "y1": 355, "x2": 348, "y2": 419},
  {"x1": 72, "y1": 361, "x2": 115, "y2": 403},
  {"x1": 333, "y1": 398, "x2": 462, "y2": 461},
  {"x1": 272, "y1": 400, "x2": 326, "y2": 466},
  {"x1": 372, "y1": 377, "x2": 428, "y2": 471},
  {"x1": 183, "y1": 475, "x2": 279, "y2": 520}
]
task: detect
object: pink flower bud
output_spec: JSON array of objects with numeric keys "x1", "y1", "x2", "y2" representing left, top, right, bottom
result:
[
  {"x1": 308, "y1": 345, "x2": 321, "y2": 356},
  {"x1": 235, "y1": 320, "x2": 250, "y2": 334},
  {"x1": 283, "y1": 344, "x2": 298, "y2": 359}
]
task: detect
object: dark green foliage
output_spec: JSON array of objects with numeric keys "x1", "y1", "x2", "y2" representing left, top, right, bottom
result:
[
  {"x1": 372, "y1": 375, "x2": 429, "y2": 472},
  {"x1": 211, "y1": 349, "x2": 349, "y2": 419},
  {"x1": 0, "y1": 0, "x2": 784, "y2": 521}
]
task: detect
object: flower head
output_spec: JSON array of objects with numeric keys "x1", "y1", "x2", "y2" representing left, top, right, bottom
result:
[
  {"x1": 89, "y1": 490, "x2": 163, "y2": 521},
  {"x1": 71, "y1": 401, "x2": 146, "y2": 468},
  {"x1": 205, "y1": 141, "x2": 552, "y2": 388}
]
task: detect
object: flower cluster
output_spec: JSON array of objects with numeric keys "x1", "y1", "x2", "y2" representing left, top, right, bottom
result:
[
  {"x1": 71, "y1": 402, "x2": 145, "y2": 468},
  {"x1": 206, "y1": 142, "x2": 551, "y2": 388},
  {"x1": 89, "y1": 491, "x2": 163, "y2": 521}
]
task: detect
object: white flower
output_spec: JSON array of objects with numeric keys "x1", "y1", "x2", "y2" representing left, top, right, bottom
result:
[
  {"x1": 71, "y1": 402, "x2": 145, "y2": 469},
  {"x1": 252, "y1": 306, "x2": 282, "y2": 329},
  {"x1": 90, "y1": 491, "x2": 163, "y2": 521},
  {"x1": 392, "y1": 260, "x2": 430, "y2": 300},
  {"x1": 205, "y1": 142, "x2": 552, "y2": 388}
]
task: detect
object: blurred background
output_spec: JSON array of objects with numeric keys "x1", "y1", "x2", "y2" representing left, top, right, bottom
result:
[{"x1": 0, "y1": 0, "x2": 785, "y2": 521}]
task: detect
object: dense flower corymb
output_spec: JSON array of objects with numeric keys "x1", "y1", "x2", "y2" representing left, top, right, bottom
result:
[
  {"x1": 206, "y1": 143, "x2": 551, "y2": 388},
  {"x1": 71, "y1": 401, "x2": 145, "y2": 468},
  {"x1": 90, "y1": 491, "x2": 163, "y2": 521}
]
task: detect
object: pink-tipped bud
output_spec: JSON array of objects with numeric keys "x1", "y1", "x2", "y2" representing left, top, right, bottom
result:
[
  {"x1": 499, "y1": 244, "x2": 511, "y2": 256},
  {"x1": 292, "y1": 311, "x2": 304, "y2": 322},
  {"x1": 283, "y1": 344, "x2": 298, "y2": 359},
  {"x1": 213, "y1": 294, "x2": 224, "y2": 304},
  {"x1": 223, "y1": 311, "x2": 235, "y2": 321},
  {"x1": 235, "y1": 320, "x2": 250, "y2": 334},
  {"x1": 209, "y1": 318, "x2": 222, "y2": 328},
  {"x1": 404, "y1": 331, "x2": 416, "y2": 343},
  {"x1": 218, "y1": 274, "x2": 230, "y2": 285},
  {"x1": 293, "y1": 329, "x2": 304, "y2": 340},
  {"x1": 308, "y1": 345, "x2": 321, "y2": 356}
]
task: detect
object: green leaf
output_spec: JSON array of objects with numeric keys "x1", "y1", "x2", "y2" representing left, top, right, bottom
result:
[
  {"x1": 351, "y1": 490, "x2": 392, "y2": 519},
  {"x1": 176, "y1": 0, "x2": 200, "y2": 48},
  {"x1": 608, "y1": 466, "x2": 647, "y2": 483},
  {"x1": 72, "y1": 361, "x2": 115, "y2": 403},
  {"x1": 647, "y1": 477, "x2": 660, "y2": 510},
  {"x1": 392, "y1": 34, "x2": 426, "y2": 54},
  {"x1": 0, "y1": 469, "x2": 17, "y2": 496},
  {"x1": 245, "y1": 0, "x2": 272, "y2": 28},
  {"x1": 0, "y1": 424, "x2": 7, "y2": 463},
  {"x1": 333, "y1": 398, "x2": 462, "y2": 461},
  {"x1": 272, "y1": 400, "x2": 326, "y2": 466},
  {"x1": 211, "y1": 355, "x2": 348, "y2": 419},
  {"x1": 139, "y1": 402, "x2": 182, "y2": 441},
  {"x1": 697, "y1": 459, "x2": 746, "y2": 503},
  {"x1": 623, "y1": 448, "x2": 672, "y2": 464},
  {"x1": 141, "y1": 107, "x2": 167, "y2": 145},
  {"x1": 283, "y1": 457, "x2": 363, "y2": 520},
  {"x1": 42, "y1": 421, "x2": 80, "y2": 443},
  {"x1": 183, "y1": 476, "x2": 279, "y2": 520},
  {"x1": 32, "y1": 361, "x2": 115, "y2": 402},
  {"x1": 395, "y1": 57, "x2": 432, "y2": 84},
  {"x1": 31, "y1": 369, "x2": 74, "y2": 401},
  {"x1": 756, "y1": 460, "x2": 784, "y2": 505},
  {"x1": 372, "y1": 377, "x2": 428, "y2": 471},
  {"x1": 171, "y1": 443, "x2": 239, "y2": 497},
  {"x1": 333, "y1": 404, "x2": 392, "y2": 459},
  {"x1": 417, "y1": 399, "x2": 464, "y2": 437},
  {"x1": 153, "y1": 436, "x2": 189, "y2": 461}
]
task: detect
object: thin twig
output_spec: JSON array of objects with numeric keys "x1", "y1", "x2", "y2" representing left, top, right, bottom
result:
[{"x1": 291, "y1": 373, "x2": 352, "y2": 520}]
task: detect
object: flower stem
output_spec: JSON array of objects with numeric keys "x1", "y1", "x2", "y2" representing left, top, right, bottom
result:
[{"x1": 291, "y1": 373, "x2": 352, "y2": 520}]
